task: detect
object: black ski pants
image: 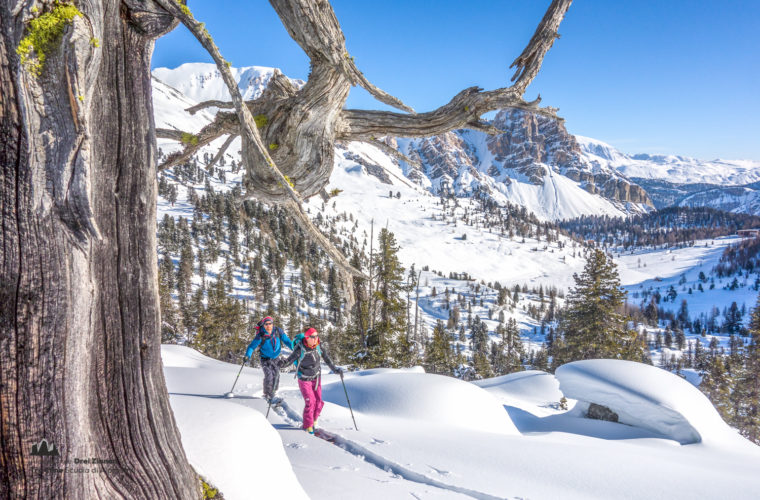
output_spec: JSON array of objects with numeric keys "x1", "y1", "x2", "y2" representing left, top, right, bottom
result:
[{"x1": 261, "y1": 357, "x2": 280, "y2": 400}]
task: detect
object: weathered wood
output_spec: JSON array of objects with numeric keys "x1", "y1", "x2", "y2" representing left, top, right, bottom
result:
[
  {"x1": 152, "y1": 0, "x2": 572, "y2": 318},
  {"x1": 155, "y1": 0, "x2": 366, "y2": 282},
  {"x1": 1, "y1": 1, "x2": 198, "y2": 498}
]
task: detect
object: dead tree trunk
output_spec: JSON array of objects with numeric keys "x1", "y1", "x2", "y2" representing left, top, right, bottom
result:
[{"x1": 1, "y1": 1, "x2": 198, "y2": 498}]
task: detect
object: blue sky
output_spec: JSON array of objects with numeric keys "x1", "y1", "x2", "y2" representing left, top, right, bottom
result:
[{"x1": 153, "y1": 1, "x2": 760, "y2": 160}]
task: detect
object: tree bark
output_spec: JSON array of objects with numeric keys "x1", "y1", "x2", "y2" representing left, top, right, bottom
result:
[{"x1": 1, "y1": 1, "x2": 198, "y2": 498}]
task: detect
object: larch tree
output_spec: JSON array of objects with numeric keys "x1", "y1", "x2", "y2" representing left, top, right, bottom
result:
[{"x1": 2, "y1": 0, "x2": 573, "y2": 497}]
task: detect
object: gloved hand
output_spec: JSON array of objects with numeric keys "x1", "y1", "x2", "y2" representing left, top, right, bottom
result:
[
  {"x1": 243, "y1": 355, "x2": 250, "y2": 363},
  {"x1": 336, "y1": 368, "x2": 344, "y2": 377}
]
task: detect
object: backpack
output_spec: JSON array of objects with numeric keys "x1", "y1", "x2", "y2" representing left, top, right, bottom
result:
[{"x1": 292, "y1": 333, "x2": 322, "y2": 378}]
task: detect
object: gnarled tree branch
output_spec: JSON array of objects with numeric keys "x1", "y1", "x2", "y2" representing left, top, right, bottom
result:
[
  {"x1": 366, "y1": 139, "x2": 421, "y2": 169},
  {"x1": 153, "y1": 0, "x2": 573, "y2": 300},
  {"x1": 510, "y1": 0, "x2": 573, "y2": 94},
  {"x1": 154, "y1": 0, "x2": 366, "y2": 281},
  {"x1": 207, "y1": 133, "x2": 238, "y2": 170},
  {"x1": 186, "y1": 99, "x2": 235, "y2": 115}
]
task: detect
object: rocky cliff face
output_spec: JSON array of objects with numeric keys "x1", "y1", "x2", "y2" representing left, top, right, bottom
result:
[
  {"x1": 486, "y1": 110, "x2": 652, "y2": 205},
  {"x1": 399, "y1": 109, "x2": 652, "y2": 209}
]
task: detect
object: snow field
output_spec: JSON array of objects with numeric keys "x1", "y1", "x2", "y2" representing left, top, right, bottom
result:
[{"x1": 163, "y1": 346, "x2": 760, "y2": 500}]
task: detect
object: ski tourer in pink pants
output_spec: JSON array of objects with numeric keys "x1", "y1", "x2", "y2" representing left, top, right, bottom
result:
[{"x1": 279, "y1": 328, "x2": 342, "y2": 432}]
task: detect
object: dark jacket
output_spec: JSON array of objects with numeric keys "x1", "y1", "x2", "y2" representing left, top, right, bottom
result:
[
  {"x1": 245, "y1": 326, "x2": 293, "y2": 360},
  {"x1": 280, "y1": 340, "x2": 340, "y2": 380}
]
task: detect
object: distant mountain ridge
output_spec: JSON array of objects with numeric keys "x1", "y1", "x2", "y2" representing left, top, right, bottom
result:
[
  {"x1": 577, "y1": 135, "x2": 760, "y2": 186},
  {"x1": 150, "y1": 62, "x2": 758, "y2": 218}
]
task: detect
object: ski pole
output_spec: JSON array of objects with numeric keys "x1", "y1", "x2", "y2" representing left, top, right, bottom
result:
[
  {"x1": 340, "y1": 372, "x2": 358, "y2": 431},
  {"x1": 225, "y1": 358, "x2": 247, "y2": 398},
  {"x1": 265, "y1": 399, "x2": 273, "y2": 418}
]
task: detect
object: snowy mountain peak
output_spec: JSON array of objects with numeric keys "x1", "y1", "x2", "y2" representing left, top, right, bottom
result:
[
  {"x1": 576, "y1": 135, "x2": 760, "y2": 186},
  {"x1": 152, "y1": 62, "x2": 304, "y2": 104}
]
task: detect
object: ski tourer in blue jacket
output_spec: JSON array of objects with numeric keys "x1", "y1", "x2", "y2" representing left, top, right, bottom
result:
[{"x1": 245, "y1": 319, "x2": 293, "y2": 360}]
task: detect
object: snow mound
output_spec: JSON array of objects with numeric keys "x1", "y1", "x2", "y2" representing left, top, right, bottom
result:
[
  {"x1": 170, "y1": 395, "x2": 307, "y2": 500},
  {"x1": 473, "y1": 370, "x2": 563, "y2": 406},
  {"x1": 351, "y1": 366, "x2": 426, "y2": 377},
  {"x1": 322, "y1": 372, "x2": 518, "y2": 434},
  {"x1": 161, "y1": 344, "x2": 227, "y2": 369},
  {"x1": 555, "y1": 359, "x2": 735, "y2": 445}
]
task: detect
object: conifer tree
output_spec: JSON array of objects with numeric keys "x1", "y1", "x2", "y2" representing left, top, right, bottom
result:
[
  {"x1": 555, "y1": 249, "x2": 644, "y2": 367},
  {"x1": 700, "y1": 353, "x2": 732, "y2": 423},
  {"x1": 158, "y1": 257, "x2": 182, "y2": 343},
  {"x1": 193, "y1": 277, "x2": 248, "y2": 362},
  {"x1": 469, "y1": 315, "x2": 493, "y2": 378},
  {"x1": 492, "y1": 318, "x2": 524, "y2": 375},
  {"x1": 176, "y1": 239, "x2": 194, "y2": 302},
  {"x1": 347, "y1": 253, "x2": 370, "y2": 362},
  {"x1": 367, "y1": 229, "x2": 408, "y2": 366},
  {"x1": 327, "y1": 265, "x2": 342, "y2": 323},
  {"x1": 424, "y1": 320, "x2": 454, "y2": 375},
  {"x1": 734, "y1": 295, "x2": 760, "y2": 443}
]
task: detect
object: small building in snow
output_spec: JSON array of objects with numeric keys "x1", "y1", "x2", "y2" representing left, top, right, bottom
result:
[{"x1": 737, "y1": 229, "x2": 760, "y2": 238}]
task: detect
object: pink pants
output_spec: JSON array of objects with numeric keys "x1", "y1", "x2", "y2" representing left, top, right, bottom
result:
[{"x1": 298, "y1": 377, "x2": 324, "y2": 429}]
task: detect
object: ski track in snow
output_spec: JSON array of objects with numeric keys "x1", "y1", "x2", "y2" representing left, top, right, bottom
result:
[{"x1": 266, "y1": 399, "x2": 511, "y2": 500}]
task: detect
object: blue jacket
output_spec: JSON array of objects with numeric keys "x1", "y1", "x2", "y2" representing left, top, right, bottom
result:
[{"x1": 245, "y1": 326, "x2": 293, "y2": 359}]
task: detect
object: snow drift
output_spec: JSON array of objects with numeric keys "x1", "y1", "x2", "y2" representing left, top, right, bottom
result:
[
  {"x1": 474, "y1": 370, "x2": 564, "y2": 406},
  {"x1": 555, "y1": 359, "x2": 739, "y2": 445},
  {"x1": 322, "y1": 371, "x2": 519, "y2": 434}
]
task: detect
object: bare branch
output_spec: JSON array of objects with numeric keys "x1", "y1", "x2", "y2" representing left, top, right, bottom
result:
[
  {"x1": 464, "y1": 120, "x2": 504, "y2": 135},
  {"x1": 269, "y1": 0, "x2": 413, "y2": 113},
  {"x1": 509, "y1": 0, "x2": 573, "y2": 94},
  {"x1": 366, "y1": 139, "x2": 421, "y2": 168},
  {"x1": 207, "y1": 134, "x2": 238, "y2": 171},
  {"x1": 347, "y1": 63, "x2": 415, "y2": 114},
  {"x1": 283, "y1": 198, "x2": 366, "y2": 280},
  {"x1": 155, "y1": 0, "x2": 367, "y2": 284},
  {"x1": 186, "y1": 100, "x2": 235, "y2": 115},
  {"x1": 156, "y1": 128, "x2": 185, "y2": 141},
  {"x1": 338, "y1": 85, "x2": 564, "y2": 141},
  {"x1": 184, "y1": 70, "x2": 298, "y2": 115},
  {"x1": 156, "y1": 114, "x2": 237, "y2": 171},
  {"x1": 154, "y1": 0, "x2": 303, "y2": 201},
  {"x1": 335, "y1": 0, "x2": 571, "y2": 141}
]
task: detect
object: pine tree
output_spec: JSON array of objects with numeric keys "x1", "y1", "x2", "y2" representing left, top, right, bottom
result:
[
  {"x1": 723, "y1": 301, "x2": 743, "y2": 335},
  {"x1": 367, "y1": 229, "x2": 408, "y2": 367},
  {"x1": 176, "y1": 239, "x2": 194, "y2": 303},
  {"x1": 700, "y1": 353, "x2": 733, "y2": 423},
  {"x1": 492, "y1": 318, "x2": 523, "y2": 375},
  {"x1": 193, "y1": 277, "x2": 248, "y2": 362},
  {"x1": 555, "y1": 249, "x2": 644, "y2": 367},
  {"x1": 158, "y1": 256, "x2": 182, "y2": 343},
  {"x1": 327, "y1": 265, "x2": 342, "y2": 323},
  {"x1": 424, "y1": 320, "x2": 453, "y2": 375},
  {"x1": 469, "y1": 316, "x2": 493, "y2": 378},
  {"x1": 734, "y1": 295, "x2": 760, "y2": 444},
  {"x1": 347, "y1": 253, "x2": 370, "y2": 363}
]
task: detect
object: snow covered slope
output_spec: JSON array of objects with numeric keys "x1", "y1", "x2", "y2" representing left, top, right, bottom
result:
[
  {"x1": 677, "y1": 185, "x2": 760, "y2": 214},
  {"x1": 164, "y1": 346, "x2": 760, "y2": 500},
  {"x1": 578, "y1": 135, "x2": 760, "y2": 186}
]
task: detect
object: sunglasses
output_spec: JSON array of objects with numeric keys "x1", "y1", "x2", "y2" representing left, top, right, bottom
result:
[{"x1": 263, "y1": 322, "x2": 273, "y2": 325}]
